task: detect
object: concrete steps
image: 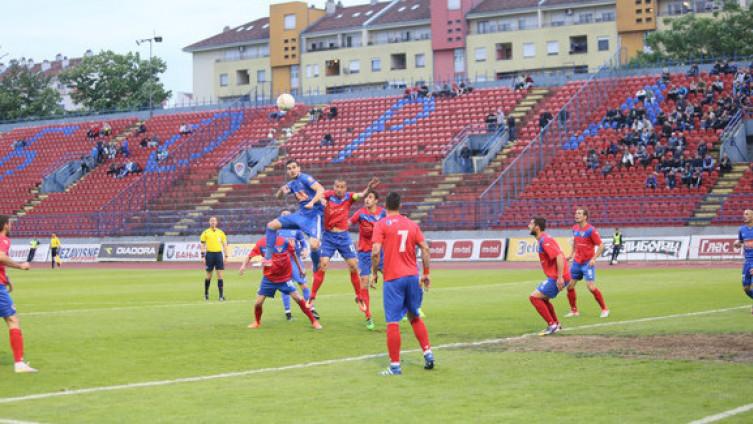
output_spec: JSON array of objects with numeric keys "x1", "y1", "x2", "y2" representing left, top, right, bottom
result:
[{"x1": 688, "y1": 164, "x2": 748, "y2": 226}]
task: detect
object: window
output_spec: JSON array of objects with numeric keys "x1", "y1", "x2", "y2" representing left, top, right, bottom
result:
[
  {"x1": 547, "y1": 41, "x2": 559, "y2": 56},
  {"x1": 313, "y1": 64, "x2": 320, "y2": 77},
  {"x1": 371, "y1": 58, "x2": 381, "y2": 72},
  {"x1": 305, "y1": 65, "x2": 312, "y2": 78},
  {"x1": 325, "y1": 60, "x2": 341, "y2": 76},
  {"x1": 447, "y1": 0, "x2": 460, "y2": 10},
  {"x1": 522, "y1": 42, "x2": 535, "y2": 58},
  {"x1": 578, "y1": 13, "x2": 593, "y2": 24},
  {"x1": 256, "y1": 70, "x2": 266, "y2": 83},
  {"x1": 391, "y1": 53, "x2": 407, "y2": 70},
  {"x1": 453, "y1": 48, "x2": 464, "y2": 73},
  {"x1": 290, "y1": 65, "x2": 299, "y2": 88},
  {"x1": 518, "y1": 18, "x2": 529, "y2": 30},
  {"x1": 495, "y1": 43, "x2": 512, "y2": 60},
  {"x1": 598, "y1": 37, "x2": 610, "y2": 51},
  {"x1": 474, "y1": 47, "x2": 487, "y2": 62},
  {"x1": 349, "y1": 60, "x2": 360, "y2": 74},
  {"x1": 602, "y1": 11, "x2": 616, "y2": 21},
  {"x1": 236, "y1": 69, "x2": 250, "y2": 85},
  {"x1": 569, "y1": 35, "x2": 588, "y2": 54},
  {"x1": 415, "y1": 53, "x2": 425, "y2": 68},
  {"x1": 284, "y1": 14, "x2": 296, "y2": 30},
  {"x1": 477, "y1": 21, "x2": 489, "y2": 34},
  {"x1": 219, "y1": 73, "x2": 228, "y2": 87}
]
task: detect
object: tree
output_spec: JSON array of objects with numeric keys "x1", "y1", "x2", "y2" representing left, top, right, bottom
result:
[
  {"x1": 59, "y1": 50, "x2": 171, "y2": 112},
  {"x1": 630, "y1": 3, "x2": 753, "y2": 65},
  {"x1": 0, "y1": 62, "x2": 63, "y2": 121}
]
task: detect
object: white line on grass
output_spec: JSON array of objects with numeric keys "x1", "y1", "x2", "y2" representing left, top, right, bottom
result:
[
  {"x1": 19, "y1": 280, "x2": 540, "y2": 317},
  {"x1": 689, "y1": 403, "x2": 753, "y2": 424},
  {"x1": 0, "y1": 304, "x2": 746, "y2": 405},
  {"x1": 0, "y1": 418, "x2": 42, "y2": 424}
]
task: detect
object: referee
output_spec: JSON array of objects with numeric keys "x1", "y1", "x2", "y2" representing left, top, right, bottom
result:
[
  {"x1": 200, "y1": 217, "x2": 228, "y2": 301},
  {"x1": 50, "y1": 234, "x2": 61, "y2": 269}
]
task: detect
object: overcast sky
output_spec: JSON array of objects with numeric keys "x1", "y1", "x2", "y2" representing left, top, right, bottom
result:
[{"x1": 0, "y1": 0, "x2": 364, "y2": 105}]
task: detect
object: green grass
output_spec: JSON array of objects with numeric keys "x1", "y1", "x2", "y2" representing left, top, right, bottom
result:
[{"x1": 0, "y1": 266, "x2": 752, "y2": 423}]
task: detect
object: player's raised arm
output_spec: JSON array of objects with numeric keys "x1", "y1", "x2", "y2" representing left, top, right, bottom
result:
[
  {"x1": 354, "y1": 177, "x2": 380, "y2": 201},
  {"x1": 418, "y1": 240, "x2": 431, "y2": 292},
  {"x1": 275, "y1": 184, "x2": 291, "y2": 199},
  {"x1": 306, "y1": 181, "x2": 326, "y2": 209}
]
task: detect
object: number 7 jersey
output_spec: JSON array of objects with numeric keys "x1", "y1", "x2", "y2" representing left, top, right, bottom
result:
[{"x1": 372, "y1": 214, "x2": 425, "y2": 282}]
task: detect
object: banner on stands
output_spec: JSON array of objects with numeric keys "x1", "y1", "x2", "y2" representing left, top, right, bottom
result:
[
  {"x1": 98, "y1": 243, "x2": 161, "y2": 262},
  {"x1": 9, "y1": 244, "x2": 50, "y2": 263},
  {"x1": 506, "y1": 237, "x2": 572, "y2": 262},
  {"x1": 162, "y1": 242, "x2": 203, "y2": 262},
  {"x1": 688, "y1": 236, "x2": 742, "y2": 260},
  {"x1": 429, "y1": 239, "x2": 507, "y2": 261},
  {"x1": 57, "y1": 244, "x2": 101, "y2": 263},
  {"x1": 598, "y1": 237, "x2": 689, "y2": 261}
]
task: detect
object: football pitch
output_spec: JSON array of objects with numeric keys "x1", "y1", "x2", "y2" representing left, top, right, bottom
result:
[{"x1": 0, "y1": 265, "x2": 752, "y2": 423}]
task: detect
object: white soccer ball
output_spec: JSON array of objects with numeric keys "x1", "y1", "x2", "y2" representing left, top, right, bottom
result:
[{"x1": 276, "y1": 93, "x2": 296, "y2": 111}]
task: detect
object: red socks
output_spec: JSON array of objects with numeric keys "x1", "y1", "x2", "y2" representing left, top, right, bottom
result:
[
  {"x1": 360, "y1": 287, "x2": 371, "y2": 319},
  {"x1": 544, "y1": 299, "x2": 559, "y2": 324},
  {"x1": 9, "y1": 328, "x2": 24, "y2": 363},
  {"x1": 590, "y1": 287, "x2": 608, "y2": 310},
  {"x1": 386, "y1": 323, "x2": 401, "y2": 364},
  {"x1": 410, "y1": 317, "x2": 431, "y2": 352},
  {"x1": 296, "y1": 298, "x2": 317, "y2": 323},
  {"x1": 529, "y1": 296, "x2": 555, "y2": 325},
  {"x1": 567, "y1": 288, "x2": 578, "y2": 312},
  {"x1": 350, "y1": 271, "x2": 361, "y2": 297},
  {"x1": 311, "y1": 270, "x2": 326, "y2": 300},
  {"x1": 254, "y1": 304, "x2": 263, "y2": 325}
]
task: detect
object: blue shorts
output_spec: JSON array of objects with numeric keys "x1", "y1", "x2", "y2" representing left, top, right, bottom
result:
[
  {"x1": 278, "y1": 209, "x2": 322, "y2": 240},
  {"x1": 358, "y1": 251, "x2": 384, "y2": 276},
  {"x1": 743, "y1": 261, "x2": 753, "y2": 286},
  {"x1": 258, "y1": 278, "x2": 298, "y2": 298},
  {"x1": 383, "y1": 275, "x2": 423, "y2": 323},
  {"x1": 536, "y1": 278, "x2": 570, "y2": 299},
  {"x1": 570, "y1": 260, "x2": 595, "y2": 281},
  {"x1": 320, "y1": 231, "x2": 356, "y2": 260},
  {"x1": 0, "y1": 284, "x2": 17, "y2": 318},
  {"x1": 291, "y1": 256, "x2": 306, "y2": 284},
  {"x1": 205, "y1": 252, "x2": 224, "y2": 271}
]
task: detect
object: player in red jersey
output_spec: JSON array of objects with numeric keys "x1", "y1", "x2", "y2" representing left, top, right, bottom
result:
[
  {"x1": 371, "y1": 192, "x2": 433, "y2": 375},
  {"x1": 309, "y1": 178, "x2": 378, "y2": 323},
  {"x1": 0, "y1": 215, "x2": 37, "y2": 373},
  {"x1": 349, "y1": 190, "x2": 387, "y2": 331},
  {"x1": 566, "y1": 207, "x2": 609, "y2": 318},
  {"x1": 240, "y1": 236, "x2": 321, "y2": 330},
  {"x1": 527, "y1": 217, "x2": 571, "y2": 336}
]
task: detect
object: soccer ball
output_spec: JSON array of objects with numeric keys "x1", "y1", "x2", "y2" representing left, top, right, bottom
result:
[{"x1": 276, "y1": 93, "x2": 296, "y2": 111}]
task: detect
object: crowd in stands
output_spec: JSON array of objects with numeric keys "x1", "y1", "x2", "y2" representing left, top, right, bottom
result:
[
  {"x1": 582, "y1": 61, "x2": 752, "y2": 191},
  {"x1": 308, "y1": 106, "x2": 338, "y2": 122},
  {"x1": 403, "y1": 81, "x2": 473, "y2": 100}
]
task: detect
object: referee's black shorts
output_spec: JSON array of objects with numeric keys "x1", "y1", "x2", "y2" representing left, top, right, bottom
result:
[{"x1": 205, "y1": 252, "x2": 225, "y2": 271}]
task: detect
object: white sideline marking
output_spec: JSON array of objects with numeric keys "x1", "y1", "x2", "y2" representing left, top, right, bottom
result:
[
  {"x1": 19, "y1": 281, "x2": 539, "y2": 318},
  {"x1": 689, "y1": 403, "x2": 753, "y2": 424},
  {"x1": 0, "y1": 419, "x2": 42, "y2": 424},
  {"x1": 0, "y1": 305, "x2": 746, "y2": 405}
]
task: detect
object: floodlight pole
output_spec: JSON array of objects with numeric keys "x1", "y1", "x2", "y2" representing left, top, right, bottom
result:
[{"x1": 136, "y1": 35, "x2": 163, "y2": 118}]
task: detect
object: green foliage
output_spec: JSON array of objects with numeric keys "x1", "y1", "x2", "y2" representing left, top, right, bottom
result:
[
  {"x1": 0, "y1": 62, "x2": 63, "y2": 121},
  {"x1": 59, "y1": 50, "x2": 171, "y2": 112},
  {"x1": 630, "y1": 3, "x2": 753, "y2": 65}
]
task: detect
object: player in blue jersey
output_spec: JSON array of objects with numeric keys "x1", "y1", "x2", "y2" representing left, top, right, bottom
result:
[
  {"x1": 733, "y1": 209, "x2": 753, "y2": 314},
  {"x1": 264, "y1": 159, "x2": 325, "y2": 272},
  {"x1": 277, "y1": 210, "x2": 318, "y2": 320}
]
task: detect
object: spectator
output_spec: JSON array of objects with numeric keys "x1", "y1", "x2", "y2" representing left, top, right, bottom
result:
[
  {"x1": 691, "y1": 170, "x2": 703, "y2": 188},
  {"x1": 101, "y1": 122, "x2": 112, "y2": 137},
  {"x1": 661, "y1": 67, "x2": 671, "y2": 83},
  {"x1": 524, "y1": 74, "x2": 534, "y2": 90},
  {"x1": 620, "y1": 147, "x2": 634, "y2": 168},
  {"x1": 179, "y1": 123, "x2": 193, "y2": 135},
  {"x1": 687, "y1": 64, "x2": 699, "y2": 77},
  {"x1": 697, "y1": 142, "x2": 708, "y2": 157},
  {"x1": 636, "y1": 88, "x2": 647, "y2": 103},
  {"x1": 681, "y1": 164, "x2": 693, "y2": 187},
  {"x1": 140, "y1": 137, "x2": 149, "y2": 148},
  {"x1": 585, "y1": 149, "x2": 600, "y2": 170},
  {"x1": 645, "y1": 172, "x2": 658, "y2": 189},
  {"x1": 719, "y1": 154, "x2": 733, "y2": 176},
  {"x1": 87, "y1": 125, "x2": 100, "y2": 140},
  {"x1": 267, "y1": 128, "x2": 276, "y2": 141},
  {"x1": 514, "y1": 74, "x2": 526, "y2": 90},
  {"x1": 506, "y1": 115, "x2": 516, "y2": 141},
  {"x1": 418, "y1": 84, "x2": 430, "y2": 98},
  {"x1": 80, "y1": 156, "x2": 90, "y2": 174},
  {"x1": 637, "y1": 145, "x2": 651, "y2": 167},
  {"x1": 321, "y1": 133, "x2": 334, "y2": 146},
  {"x1": 666, "y1": 171, "x2": 677, "y2": 189},
  {"x1": 601, "y1": 161, "x2": 614, "y2": 177},
  {"x1": 148, "y1": 137, "x2": 159, "y2": 148},
  {"x1": 496, "y1": 108, "x2": 506, "y2": 130},
  {"x1": 136, "y1": 123, "x2": 147, "y2": 134},
  {"x1": 459, "y1": 142, "x2": 472, "y2": 173},
  {"x1": 539, "y1": 111, "x2": 553, "y2": 132},
  {"x1": 268, "y1": 109, "x2": 287, "y2": 121},
  {"x1": 120, "y1": 139, "x2": 130, "y2": 158},
  {"x1": 90, "y1": 145, "x2": 99, "y2": 163},
  {"x1": 327, "y1": 106, "x2": 338, "y2": 119},
  {"x1": 712, "y1": 77, "x2": 724, "y2": 94},
  {"x1": 107, "y1": 163, "x2": 121, "y2": 177},
  {"x1": 604, "y1": 140, "x2": 619, "y2": 156},
  {"x1": 711, "y1": 61, "x2": 723, "y2": 75},
  {"x1": 702, "y1": 154, "x2": 715, "y2": 173},
  {"x1": 486, "y1": 112, "x2": 498, "y2": 132},
  {"x1": 157, "y1": 147, "x2": 169, "y2": 162},
  {"x1": 12, "y1": 139, "x2": 26, "y2": 149},
  {"x1": 691, "y1": 153, "x2": 704, "y2": 171}
]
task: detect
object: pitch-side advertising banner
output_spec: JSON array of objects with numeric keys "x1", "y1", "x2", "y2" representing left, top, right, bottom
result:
[
  {"x1": 598, "y1": 237, "x2": 690, "y2": 261},
  {"x1": 98, "y1": 243, "x2": 161, "y2": 262},
  {"x1": 688, "y1": 235, "x2": 742, "y2": 260},
  {"x1": 506, "y1": 237, "x2": 572, "y2": 262},
  {"x1": 9, "y1": 244, "x2": 50, "y2": 263},
  {"x1": 429, "y1": 239, "x2": 507, "y2": 261},
  {"x1": 57, "y1": 244, "x2": 101, "y2": 263},
  {"x1": 227, "y1": 243, "x2": 256, "y2": 263},
  {"x1": 162, "y1": 242, "x2": 203, "y2": 262}
]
